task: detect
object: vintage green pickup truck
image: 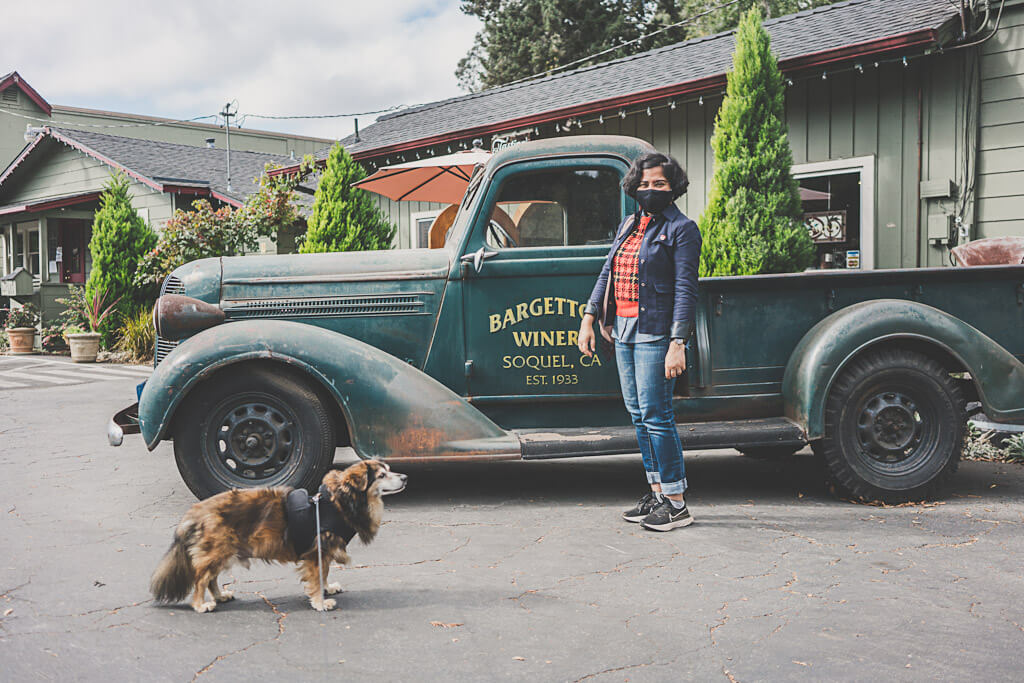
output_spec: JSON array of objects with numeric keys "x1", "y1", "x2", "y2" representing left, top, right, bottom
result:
[{"x1": 109, "y1": 135, "x2": 1024, "y2": 503}]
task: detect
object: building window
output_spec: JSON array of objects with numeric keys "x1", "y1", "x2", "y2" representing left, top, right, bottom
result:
[
  {"x1": 792, "y1": 156, "x2": 875, "y2": 270},
  {"x1": 13, "y1": 221, "x2": 40, "y2": 276},
  {"x1": 411, "y1": 210, "x2": 442, "y2": 249}
]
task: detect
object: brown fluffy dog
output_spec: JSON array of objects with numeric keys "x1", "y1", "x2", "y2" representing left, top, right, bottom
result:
[{"x1": 151, "y1": 460, "x2": 406, "y2": 612}]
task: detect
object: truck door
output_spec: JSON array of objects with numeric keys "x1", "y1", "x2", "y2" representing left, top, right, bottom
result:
[{"x1": 460, "y1": 157, "x2": 630, "y2": 426}]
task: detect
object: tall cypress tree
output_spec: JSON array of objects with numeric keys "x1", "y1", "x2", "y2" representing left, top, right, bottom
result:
[
  {"x1": 300, "y1": 143, "x2": 395, "y2": 254},
  {"x1": 699, "y1": 7, "x2": 814, "y2": 277},
  {"x1": 86, "y1": 172, "x2": 157, "y2": 344}
]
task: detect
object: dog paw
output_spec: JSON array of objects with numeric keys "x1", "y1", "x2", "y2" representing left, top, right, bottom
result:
[
  {"x1": 325, "y1": 583, "x2": 342, "y2": 595},
  {"x1": 215, "y1": 590, "x2": 234, "y2": 602},
  {"x1": 311, "y1": 598, "x2": 336, "y2": 612},
  {"x1": 194, "y1": 601, "x2": 218, "y2": 613}
]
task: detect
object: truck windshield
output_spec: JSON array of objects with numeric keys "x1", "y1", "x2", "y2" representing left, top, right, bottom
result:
[{"x1": 445, "y1": 163, "x2": 486, "y2": 247}]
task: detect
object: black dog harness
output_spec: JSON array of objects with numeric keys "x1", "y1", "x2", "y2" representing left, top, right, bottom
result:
[{"x1": 284, "y1": 485, "x2": 357, "y2": 556}]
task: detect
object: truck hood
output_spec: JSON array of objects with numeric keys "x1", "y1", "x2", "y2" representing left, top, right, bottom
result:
[
  {"x1": 222, "y1": 248, "x2": 450, "y2": 283},
  {"x1": 218, "y1": 248, "x2": 452, "y2": 300}
]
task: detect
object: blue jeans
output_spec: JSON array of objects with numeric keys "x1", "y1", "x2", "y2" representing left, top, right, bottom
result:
[{"x1": 615, "y1": 339, "x2": 687, "y2": 495}]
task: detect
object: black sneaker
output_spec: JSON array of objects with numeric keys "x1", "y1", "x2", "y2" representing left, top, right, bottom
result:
[
  {"x1": 622, "y1": 492, "x2": 658, "y2": 523},
  {"x1": 640, "y1": 500, "x2": 693, "y2": 531}
]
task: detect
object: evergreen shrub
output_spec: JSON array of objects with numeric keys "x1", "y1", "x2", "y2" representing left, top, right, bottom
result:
[
  {"x1": 300, "y1": 143, "x2": 395, "y2": 254},
  {"x1": 699, "y1": 7, "x2": 815, "y2": 277},
  {"x1": 86, "y1": 173, "x2": 157, "y2": 344}
]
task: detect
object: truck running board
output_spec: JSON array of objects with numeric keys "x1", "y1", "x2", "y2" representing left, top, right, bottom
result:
[{"x1": 516, "y1": 417, "x2": 807, "y2": 460}]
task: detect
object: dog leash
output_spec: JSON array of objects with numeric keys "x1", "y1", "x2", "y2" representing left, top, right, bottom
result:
[{"x1": 312, "y1": 492, "x2": 326, "y2": 609}]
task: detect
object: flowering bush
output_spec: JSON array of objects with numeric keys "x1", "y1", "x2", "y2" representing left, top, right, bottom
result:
[
  {"x1": 41, "y1": 327, "x2": 68, "y2": 352},
  {"x1": 135, "y1": 200, "x2": 249, "y2": 287},
  {"x1": 135, "y1": 158, "x2": 314, "y2": 288},
  {"x1": 6, "y1": 303, "x2": 40, "y2": 329}
]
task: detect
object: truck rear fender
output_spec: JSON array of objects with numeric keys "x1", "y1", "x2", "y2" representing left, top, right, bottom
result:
[
  {"x1": 782, "y1": 299, "x2": 1024, "y2": 439},
  {"x1": 139, "y1": 320, "x2": 520, "y2": 460}
]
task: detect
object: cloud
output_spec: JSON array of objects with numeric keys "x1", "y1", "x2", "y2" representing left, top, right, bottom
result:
[{"x1": 0, "y1": 0, "x2": 480, "y2": 139}]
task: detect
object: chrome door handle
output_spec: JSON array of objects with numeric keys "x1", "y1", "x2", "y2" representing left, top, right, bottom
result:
[{"x1": 460, "y1": 246, "x2": 498, "y2": 273}]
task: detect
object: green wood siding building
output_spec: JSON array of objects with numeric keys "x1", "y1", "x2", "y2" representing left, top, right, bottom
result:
[
  {"x1": 289, "y1": 0, "x2": 1022, "y2": 270},
  {"x1": 0, "y1": 127, "x2": 308, "y2": 325}
]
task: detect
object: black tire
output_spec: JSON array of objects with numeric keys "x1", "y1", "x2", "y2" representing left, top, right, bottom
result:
[
  {"x1": 172, "y1": 366, "x2": 336, "y2": 499},
  {"x1": 739, "y1": 445, "x2": 802, "y2": 459},
  {"x1": 816, "y1": 348, "x2": 965, "y2": 503}
]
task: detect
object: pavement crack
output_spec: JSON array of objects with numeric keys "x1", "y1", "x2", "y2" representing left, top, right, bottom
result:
[
  {"x1": 572, "y1": 660, "x2": 661, "y2": 682},
  {"x1": 191, "y1": 591, "x2": 289, "y2": 680},
  {"x1": 350, "y1": 537, "x2": 470, "y2": 569}
]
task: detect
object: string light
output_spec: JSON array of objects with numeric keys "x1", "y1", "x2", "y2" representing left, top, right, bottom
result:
[
  {"x1": 822, "y1": 71, "x2": 828, "y2": 80},
  {"x1": 669, "y1": 100, "x2": 677, "y2": 110},
  {"x1": 855, "y1": 63, "x2": 864, "y2": 74},
  {"x1": 698, "y1": 95, "x2": 704, "y2": 106},
  {"x1": 619, "y1": 109, "x2": 627, "y2": 119},
  {"x1": 646, "y1": 106, "x2": 652, "y2": 116}
]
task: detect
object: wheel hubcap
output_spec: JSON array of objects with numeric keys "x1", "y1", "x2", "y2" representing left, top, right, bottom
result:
[
  {"x1": 209, "y1": 399, "x2": 298, "y2": 481},
  {"x1": 856, "y1": 391, "x2": 923, "y2": 463}
]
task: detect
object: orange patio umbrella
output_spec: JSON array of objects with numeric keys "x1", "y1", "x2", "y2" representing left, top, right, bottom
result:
[{"x1": 352, "y1": 149, "x2": 491, "y2": 204}]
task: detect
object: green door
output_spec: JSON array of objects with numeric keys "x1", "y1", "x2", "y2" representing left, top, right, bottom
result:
[{"x1": 461, "y1": 157, "x2": 632, "y2": 427}]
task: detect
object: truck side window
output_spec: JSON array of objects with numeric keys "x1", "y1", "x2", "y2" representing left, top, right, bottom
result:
[{"x1": 485, "y1": 167, "x2": 621, "y2": 249}]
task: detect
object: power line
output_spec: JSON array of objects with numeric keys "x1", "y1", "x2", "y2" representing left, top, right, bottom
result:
[
  {"x1": 241, "y1": 105, "x2": 407, "y2": 121},
  {"x1": 496, "y1": 0, "x2": 743, "y2": 89}
]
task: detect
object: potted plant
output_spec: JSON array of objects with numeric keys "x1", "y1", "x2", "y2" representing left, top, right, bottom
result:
[
  {"x1": 60, "y1": 288, "x2": 121, "y2": 363},
  {"x1": 5, "y1": 303, "x2": 40, "y2": 354}
]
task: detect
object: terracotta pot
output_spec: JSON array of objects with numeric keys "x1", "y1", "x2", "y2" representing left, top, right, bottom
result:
[
  {"x1": 67, "y1": 332, "x2": 102, "y2": 363},
  {"x1": 7, "y1": 327, "x2": 37, "y2": 355}
]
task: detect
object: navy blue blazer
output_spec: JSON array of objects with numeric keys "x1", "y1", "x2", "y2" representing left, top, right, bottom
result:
[{"x1": 585, "y1": 203, "x2": 702, "y2": 340}]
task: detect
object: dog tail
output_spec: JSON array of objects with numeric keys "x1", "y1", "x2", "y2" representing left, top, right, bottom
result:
[{"x1": 150, "y1": 521, "x2": 197, "y2": 603}]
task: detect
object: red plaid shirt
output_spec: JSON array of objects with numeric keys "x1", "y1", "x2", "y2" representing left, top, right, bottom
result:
[{"x1": 612, "y1": 215, "x2": 652, "y2": 318}]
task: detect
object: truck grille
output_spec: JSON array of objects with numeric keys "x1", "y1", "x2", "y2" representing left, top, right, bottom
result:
[
  {"x1": 154, "y1": 275, "x2": 185, "y2": 366},
  {"x1": 161, "y1": 275, "x2": 185, "y2": 296},
  {"x1": 222, "y1": 293, "x2": 428, "y2": 319}
]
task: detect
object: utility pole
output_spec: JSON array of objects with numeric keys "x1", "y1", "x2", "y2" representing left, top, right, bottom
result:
[{"x1": 220, "y1": 101, "x2": 237, "y2": 192}]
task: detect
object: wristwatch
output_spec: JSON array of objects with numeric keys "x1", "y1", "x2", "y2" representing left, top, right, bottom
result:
[{"x1": 671, "y1": 338, "x2": 686, "y2": 346}]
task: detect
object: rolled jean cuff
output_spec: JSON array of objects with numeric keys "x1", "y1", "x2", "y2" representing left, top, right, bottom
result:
[
  {"x1": 645, "y1": 471, "x2": 661, "y2": 484},
  {"x1": 659, "y1": 478, "x2": 687, "y2": 496}
]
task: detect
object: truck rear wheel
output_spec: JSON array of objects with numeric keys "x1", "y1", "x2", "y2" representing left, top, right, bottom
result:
[
  {"x1": 172, "y1": 366, "x2": 336, "y2": 499},
  {"x1": 816, "y1": 348, "x2": 964, "y2": 503}
]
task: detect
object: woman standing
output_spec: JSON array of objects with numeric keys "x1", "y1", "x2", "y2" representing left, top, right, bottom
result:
[{"x1": 578, "y1": 152, "x2": 701, "y2": 531}]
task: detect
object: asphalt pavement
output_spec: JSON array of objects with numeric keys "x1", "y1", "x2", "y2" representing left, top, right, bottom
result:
[{"x1": 1, "y1": 359, "x2": 1023, "y2": 682}]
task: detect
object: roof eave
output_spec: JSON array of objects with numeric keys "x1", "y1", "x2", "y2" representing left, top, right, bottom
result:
[
  {"x1": 0, "y1": 190, "x2": 102, "y2": 217},
  {"x1": 337, "y1": 26, "x2": 942, "y2": 163}
]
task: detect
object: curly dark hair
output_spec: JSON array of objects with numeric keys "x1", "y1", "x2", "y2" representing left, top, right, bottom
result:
[{"x1": 621, "y1": 152, "x2": 689, "y2": 199}]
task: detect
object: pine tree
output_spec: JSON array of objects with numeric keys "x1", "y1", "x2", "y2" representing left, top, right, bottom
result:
[
  {"x1": 455, "y1": 1, "x2": 838, "y2": 91},
  {"x1": 300, "y1": 143, "x2": 395, "y2": 253},
  {"x1": 86, "y1": 172, "x2": 157, "y2": 345},
  {"x1": 698, "y1": 7, "x2": 814, "y2": 277}
]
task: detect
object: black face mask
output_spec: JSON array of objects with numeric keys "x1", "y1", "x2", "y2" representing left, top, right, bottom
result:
[{"x1": 636, "y1": 189, "x2": 674, "y2": 214}]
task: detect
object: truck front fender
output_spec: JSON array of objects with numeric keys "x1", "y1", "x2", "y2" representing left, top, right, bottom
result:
[
  {"x1": 782, "y1": 299, "x2": 1024, "y2": 440},
  {"x1": 139, "y1": 320, "x2": 520, "y2": 460}
]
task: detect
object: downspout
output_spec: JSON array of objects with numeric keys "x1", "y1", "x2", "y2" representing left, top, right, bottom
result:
[{"x1": 915, "y1": 74, "x2": 924, "y2": 268}]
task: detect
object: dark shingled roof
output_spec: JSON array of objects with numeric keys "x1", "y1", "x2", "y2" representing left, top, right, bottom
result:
[
  {"x1": 337, "y1": 0, "x2": 957, "y2": 159},
  {"x1": 47, "y1": 127, "x2": 296, "y2": 204}
]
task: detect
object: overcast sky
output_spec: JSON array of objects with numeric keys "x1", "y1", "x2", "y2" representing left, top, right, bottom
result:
[{"x1": 0, "y1": 0, "x2": 480, "y2": 140}]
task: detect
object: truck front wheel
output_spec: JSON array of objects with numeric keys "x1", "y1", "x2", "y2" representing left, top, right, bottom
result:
[
  {"x1": 816, "y1": 348, "x2": 964, "y2": 503},
  {"x1": 172, "y1": 366, "x2": 336, "y2": 499}
]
